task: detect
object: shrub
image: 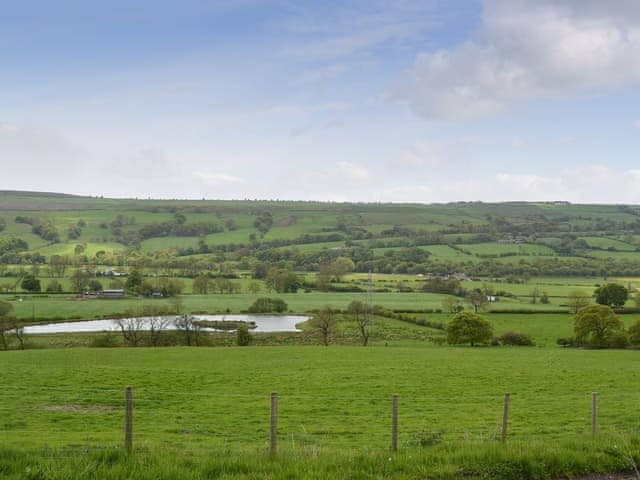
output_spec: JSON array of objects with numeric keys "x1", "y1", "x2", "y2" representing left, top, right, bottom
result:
[
  {"x1": 628, "y1": 320, "x2": 640, "y2": 346},
  {"x1": 21, "y1": 274, "x2": 41, "y2": 293},
  {"x1": 556, "y1": 337, "x2": 574, "y2": 347},
  {"x1": 236, "y1": 324, "x2": 252, "y2": 346},
  {"x1": 407, "y1": 429, "x2": 443, "y2": 448},
  {"x1": 608, "y1": 331, "x2": 629, "y2": 349},
  {"x1": 89, "y1": 333, "x2": 120, "y2": 348},
  {"x1": 499, "y1": 331, "x2": 535, "y2": 346},
  {"x1": 45, "y1": 280, "x2": 63, "y2": 293}
]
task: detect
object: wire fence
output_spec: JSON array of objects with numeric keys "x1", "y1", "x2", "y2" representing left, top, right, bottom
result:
[{"x1": 2, "y1": 386, "x2": 640, "y2": 455}]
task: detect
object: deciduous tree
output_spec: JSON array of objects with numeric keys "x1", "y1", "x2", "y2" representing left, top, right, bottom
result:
[
  {"x1": 574, "y1": 305, "x2": 625, "y2": 348},
  {"x1": 20, "y1": 274, "x2": 41, "y2": 293},
  {"x1": 595, "y1": 283, "x2": 628, "y2": 308},
  {"x1": 567, "y1": 291, "x2": 590, "y2": 314},
  {"x1": 446, "y1": 312, "x2": 493, "y2": 346},
  {"x1": 347, "y1": 300, "x2": 372, "y2": 346},
  {"x1": 310, "y1": 307, "x2": 337, "y2": 346}
]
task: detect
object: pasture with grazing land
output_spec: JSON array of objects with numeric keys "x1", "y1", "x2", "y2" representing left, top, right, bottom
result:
[{"x1": 3, "y1": 192, "x2": 640, "y2": 478}]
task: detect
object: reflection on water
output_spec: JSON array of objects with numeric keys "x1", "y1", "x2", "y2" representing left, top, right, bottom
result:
[{"x1": 22, "y1": 314, "x2": 307, "y2": 334}]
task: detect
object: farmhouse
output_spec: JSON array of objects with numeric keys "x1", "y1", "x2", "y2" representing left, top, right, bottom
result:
[
  {"x1": 497, "y1": 236, "x2": 528, "y2": 245},
  {"x1": 100, "y1": 289, "x2": 125, "y2": 299},
  {"x1": 102, "y1": 269, "x2": 127, "y2": 277}
]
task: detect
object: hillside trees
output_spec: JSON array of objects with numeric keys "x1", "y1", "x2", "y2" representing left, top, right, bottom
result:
[
  {"x1": 48, "y1": 254, "x2": 70, "y2": 277},
  {"x1": 0, "y1": 236, "x2": 28, "y2": 256},
  {"x1": 125, "y1": 270, "x2": 143, "y2": 293},
  {"x1": 316, "y1": 256, "x2": 356, "y2": 290},
  {"x1": 193, "y1": 275, "x2": 211, "y2": 294},
  {"x1": 213, "y1": 277, "x2": 240, "y2": 294},
  {"x1": 254, "y1": 211, "x2": 273, "y2": 236},
  {"x1": 266, "y1": 268, "x2": 301, "y2": 293},
  {"x1": 156, "y1": 277, "x2": 184, "y2": 297},
  {"x1": 71, "y1": 269, "x2": 91, "y2": 292},
  {"x1": 46, "y1": 280, "x2": 63, "y2": 293}
]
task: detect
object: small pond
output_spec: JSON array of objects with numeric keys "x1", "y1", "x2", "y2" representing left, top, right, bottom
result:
[{"x1": 22, "y1": 314, "x2": 307, "y2": 334}]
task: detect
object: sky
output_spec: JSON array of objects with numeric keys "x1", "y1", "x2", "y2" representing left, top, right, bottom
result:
[{"x1": 1, "y1": 0, "x2": 640, "y2": 203}]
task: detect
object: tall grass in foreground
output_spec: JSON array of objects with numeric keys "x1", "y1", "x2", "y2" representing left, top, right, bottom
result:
[{"x1": 1, "y1": 435, "x2": 639, "y2": 479}]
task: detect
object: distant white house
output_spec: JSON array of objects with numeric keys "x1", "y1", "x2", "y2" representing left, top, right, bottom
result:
[{"x1": 497, "y1": 236, "x2": 527, "y2": 245}]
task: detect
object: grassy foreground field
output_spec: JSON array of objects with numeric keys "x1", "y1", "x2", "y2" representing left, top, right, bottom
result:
[{"x1": 2, "y1": 346, "x2": 640, "y2": 478}]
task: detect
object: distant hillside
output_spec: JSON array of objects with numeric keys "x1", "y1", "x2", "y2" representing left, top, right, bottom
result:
[{"x1": 1, "y1": 190, "x2": 640, "y2": 277}]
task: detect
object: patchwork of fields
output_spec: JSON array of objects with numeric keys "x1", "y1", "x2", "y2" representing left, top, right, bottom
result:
[{"x1": 3, "y1": 193, "x2": 640, "y2": 478}]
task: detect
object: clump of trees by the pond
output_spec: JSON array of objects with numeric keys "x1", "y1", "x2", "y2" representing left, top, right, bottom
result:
[
  {"x1": 247, "y1": 298, "x2": 288, "y2": 313},
  {"x1": 0, "y1": 300, "x2": 26, "y2": 350},
  {"x1": 306, "y1": 301, "x2": 373, "y2": 347}
]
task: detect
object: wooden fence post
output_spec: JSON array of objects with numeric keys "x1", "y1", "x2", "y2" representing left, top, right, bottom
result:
[
  {"x1": 124, "y1": 386, "x2": 133, "y2": 453},
  {"x1": 391, "y1": 394, "x2": 398, "y2": 452},
  {"x1": 501, "y1": 393, "x2": 510, "y2": 442},
  {"x1": 270, "y1": 392, "x2": 278, "y2": 456},
  {"x1": 592, "y1": 392, "x2": 598, "y2": 436}
]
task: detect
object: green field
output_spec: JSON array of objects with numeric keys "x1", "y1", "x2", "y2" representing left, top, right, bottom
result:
[
  {"x1": 3, "y1": 345, "x2": 640, "y2": 449},
  {"x1": 2, "y1": 346, "x2": 640, "y2": 479}
]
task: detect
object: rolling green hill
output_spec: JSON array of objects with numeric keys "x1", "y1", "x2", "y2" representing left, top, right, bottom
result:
[{"x1": 2, "y1": 191, "x2": 640, "y2": 277}]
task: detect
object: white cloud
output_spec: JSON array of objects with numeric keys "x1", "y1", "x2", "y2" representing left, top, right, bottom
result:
[
  {"x1": 554, "y1": 136, "x2": 578, "y2": 145},
  {"x1": 398, "y1": 0, "x2": 640, "y2": 120},
  {"x1": 496, "y1": 173, "x2": 563, "y2": 194},
  {"x1": 392, "y1": 140, "x2": 444, "y2": 168},
  {"x1": 336, "y1": 161, "x2": 370, "y2": 180},
  {"x1": 281, "y1": 1, "x2": 440, "y2": 61},
  {"x1": 289, "y1": 122, "x2": 314, "y2": 137},
  {"x1": 634, "y1": 120, "x2": 640, "y2": 129},
  {"x1": 511, "y1": 137, "x2": 527, "y2": 149},
  {"x1": 0, "y1": 122, "x2": 87, "y2": 191},
  {"x1": 626, "y1": 169, "x2": 640, "y2": 181},
  {"x1": 373, "y1": 184, "x2": 432, "y2": 203},
  {"x1": 194, "y1": 171, "x2": 243, "y2": 185},
  {"x1": 488, "y1": 165, "x2": 640, "y2": 203},
  {"x1": 296, "y1": 65, "x2": 348, "y2": 84}
]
